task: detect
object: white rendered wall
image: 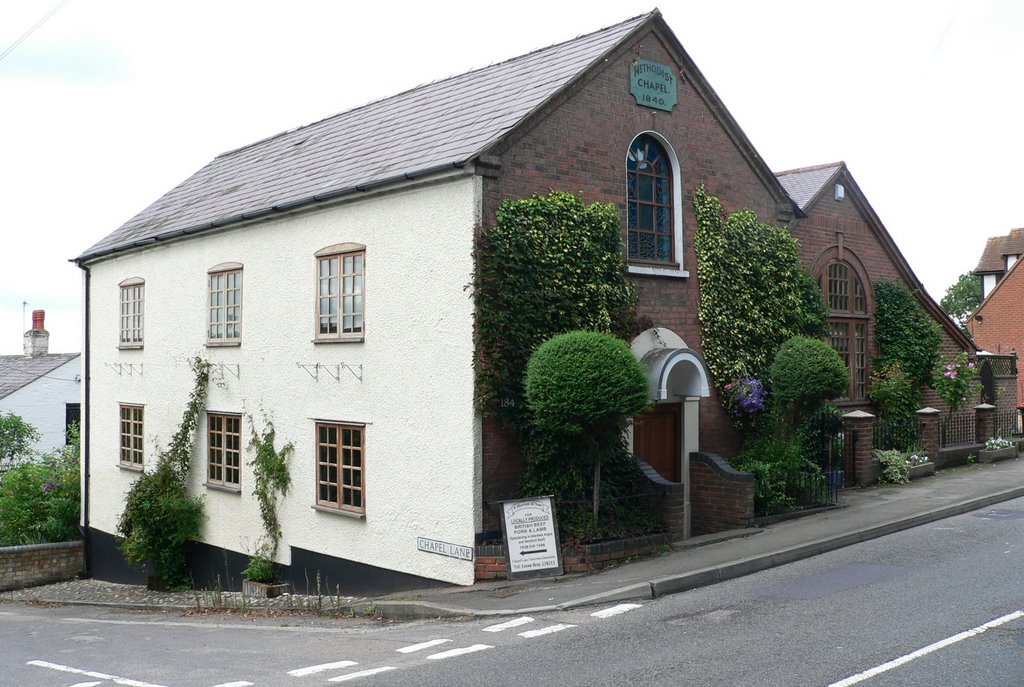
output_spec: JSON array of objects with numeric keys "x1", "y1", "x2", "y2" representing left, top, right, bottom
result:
[
  {"x1": 85, "y1": 175, "x2": 482, "y2": 585},
  {"x1": 0, "y1": 356, "x2": 81, "y2": 454}
]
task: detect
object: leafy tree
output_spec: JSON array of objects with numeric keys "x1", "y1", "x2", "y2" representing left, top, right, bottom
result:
[
  {"x1": 692, "y1": 186, "x2": 827, "y2": 392},
  {"x1": 525, "y1": 331, "x2": 649, "y2": 520},
  {"x1": 940, "y1": 271, "x2": 981, "y2": 334},
  {"x1": 0, "y1": 425, "x2": 80, "y2": 546},
  {"x1": 0, "y1": 412, "x2": 40, "y2": 470}
]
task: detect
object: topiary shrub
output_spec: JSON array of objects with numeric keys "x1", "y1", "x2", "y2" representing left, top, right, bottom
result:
[
  {"x1": 526, "y1": 331, "x2": 649, "y2": 437},
  {"x1": 525, "y1": 331, "x2": 649, "y2": 521},
  {"x1": 770, "y1": 336, "x2": 848, "y2": 424}
]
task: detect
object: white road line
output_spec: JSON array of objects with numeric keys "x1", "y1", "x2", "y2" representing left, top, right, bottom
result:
[
  {"x1": 287, "y1": 661, "x2": 358, "y2": 677},
  {"x1": 396, "y1": 638, "x2": 451, "y2": 653},
  {"x1": 69, "y1": 682, "x2": 103, "y2": 687},
  {"x1": 482, "y1": 616, "x2": 534, "y2": 632},
  {"x1": 518, "y1": 623, "x2": 577, "y2": 638},
  {"x1": 591, "y1": 603, "x2": 643, "y2": 618},
  {"x1": 426, "y1": 644, "x2": 494, "y2": 660},
  {"x1": 211, "y1": 682, "x2": 254, "y2": 687},
  {"x1": 828, "y1": 610, "x2": 1024, "y2": 687},
  {"x1": 328, "y1": 667, "x2": 397, "y2": 682},
  {"x1": 26, "y1": 660, "x2": 168, "y2": 687},
  {"x1": 62, "y1": 617, "x2": 353, "y2": 634}
]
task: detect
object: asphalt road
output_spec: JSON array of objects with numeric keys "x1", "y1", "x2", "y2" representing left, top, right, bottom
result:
[{"x1": 5, "y1": 496, "x2": 1024, "y2": 686}]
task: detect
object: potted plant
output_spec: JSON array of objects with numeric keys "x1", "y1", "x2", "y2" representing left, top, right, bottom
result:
[
  {"x1": 905, "y1": 452, "x2": 935, "y2": 480},
  {"x1": 241, "y1": 547, "x2": 290, "y2": 598},
  {"x1": 979, "y1": 436, "x2": 1017, "y2": 464}
]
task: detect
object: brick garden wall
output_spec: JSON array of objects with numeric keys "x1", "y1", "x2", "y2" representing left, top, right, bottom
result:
[
  {"x1": 475, "y1": 533, "x2": 671, "y2": 581},
  {"x1": 689, "y1": 452, "x2": 754, "y2": 535},
  {"x1": 0, "y1": 540, "x2": 84, "y2": 592}
]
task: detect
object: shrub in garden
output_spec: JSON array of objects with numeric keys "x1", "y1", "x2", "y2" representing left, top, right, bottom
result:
[
  {"x1": 869, "y1": 361, "x2": 921, "y2": 451},
  {"x1": 769, "y1": 336, "x2": 848, "y2": 423},
  {"x1": 874, "y1": 448, "x2": 910, "y2": 484},
  {"x1": 933, "y1": 353, "x2": 981, "y2": 413},
  {"x1": 0, "y1": 426, "x2": 80, "y2": 547}
]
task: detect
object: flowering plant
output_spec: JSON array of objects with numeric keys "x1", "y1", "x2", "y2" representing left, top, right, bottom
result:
[
  {"x1": 985, "y1": 436, "x2": 1012, "y2": 451},
  {"x1": 932, "y1": 353, "x2": 980, "y2": 413},
  {"x1": 906, "y1": 453, "x2": 930, "y2": 467},
  {"x1": 723, "y1": 376, "x2": 766, "y2": 417}
]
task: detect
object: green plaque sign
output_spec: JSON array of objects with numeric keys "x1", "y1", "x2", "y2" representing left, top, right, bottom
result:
[{"x1": 630, "y1": 60, "x2": 677, "y2": 112}]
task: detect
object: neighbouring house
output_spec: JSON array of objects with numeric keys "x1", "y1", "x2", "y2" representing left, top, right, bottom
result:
[
  {"x1": 973, "y1": 228, "x2": 1024, "y2": 300},
  {"x1": 968, "y1": 230, "x2": 1024, "y2": 406},
  {"x1": 74, "y1": 11, "x2": 989, "y2": 594},
  {"x1": 0, "y1": 310, "x2": 81, "y2": 455}
]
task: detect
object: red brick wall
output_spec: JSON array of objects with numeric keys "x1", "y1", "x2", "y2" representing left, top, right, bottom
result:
[
  {"x1": 478, "y1": 26, "x2": 783, "y2": 506},
  {"x1": 972, "y1": 270, "x2": 1024, "y2": 406},
  {"x1": 689, "y1": 452, "x2": 754, "y2": 535},
  {"x1": 0, "y1": 541, "x2": 83, "y2": 591}
]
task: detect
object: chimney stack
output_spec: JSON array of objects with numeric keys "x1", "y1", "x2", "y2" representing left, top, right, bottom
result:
[{"x1": 23, "y1": 309, "x2": 49, "y2": 357}]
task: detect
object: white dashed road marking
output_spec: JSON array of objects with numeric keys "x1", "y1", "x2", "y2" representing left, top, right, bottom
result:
[
  {"x1": 591, "y1": 603, "x2": 643, "y2": 618},
  {"x1": 482, "y1": 616, "x2": 534, "y2": 632},
  {"x1": 518, "y1": 623, "x2": 576, "y2": 638},
  {"x1": 396, "y1": 639, "x2": 451, "y2": 653},
  {"x1": 828, "y1": 610, "x2": 1024, "y2": 687},
  {"x1": 68, "y1": 682, "x2": 103, "y2": 687},
  {"x1": 426, "y1": 644, "x2": 494, "y2": 660},
  {"x1": 26, "y1": 660, "x2": 168, "y2": 687},
  {"x1": 211, "y1": 682, "x2": 254, "y2": 687},
  {"x1": 287, "y1": 661, "x2": 358, "y2": 677},
  {"x1": 328, "y1": 666, "x2": 397, "y2": 682}
]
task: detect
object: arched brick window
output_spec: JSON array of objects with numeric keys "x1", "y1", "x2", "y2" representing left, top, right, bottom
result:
[{"x1": 820, "y1": 261, "x2": 869, "y2": 400}]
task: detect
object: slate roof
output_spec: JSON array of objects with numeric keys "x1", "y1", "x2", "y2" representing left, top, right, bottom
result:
[
  {"x1": 774, "y1": 162, "x2": 844, "y2": 210},
  {"x1": 76, "y1": 12, "x2": 655, "y2": 262},
  {"x1": 974, "y1": 228, "x2": 1024, "y2": 273},
  {"x1": 0, "y1": 353, "x2": 80, "y2": 400}
]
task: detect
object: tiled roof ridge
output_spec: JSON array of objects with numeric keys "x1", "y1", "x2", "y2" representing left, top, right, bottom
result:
[
  {"x1": 216, "y1": 10, "x2": 660, "y2": 160},
  {"x1": 774, "y1": 160, "x2": 845, "y2": 177}
]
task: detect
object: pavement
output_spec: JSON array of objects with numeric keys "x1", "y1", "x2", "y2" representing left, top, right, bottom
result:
[{"x1": 5, "y1": 458, "x2": 1024, "y2": 620}]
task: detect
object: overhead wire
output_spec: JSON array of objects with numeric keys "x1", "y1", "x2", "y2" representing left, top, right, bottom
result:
[{"x1": 0, "y1": 0, "x2": 70, "y2": 65}]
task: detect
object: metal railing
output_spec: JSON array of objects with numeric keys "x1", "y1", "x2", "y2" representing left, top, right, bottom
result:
[
  {"x1": 873, "y1": 416, "x2": 918, "y2": 452},
  {"x1": 940, "y1": 411, "x2": 976, "y2": 447},
  {"x1": 995, "y1": 409, "x2": 1023, "y2": 439}
]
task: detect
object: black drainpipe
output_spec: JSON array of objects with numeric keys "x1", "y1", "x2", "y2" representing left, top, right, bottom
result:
[{"x1": 79, "y1": 263, "x2": 92, "y2": 577}]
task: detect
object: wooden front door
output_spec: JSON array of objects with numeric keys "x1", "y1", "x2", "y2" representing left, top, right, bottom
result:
[{"x1": 634, "y1": 403, "x2": 681, "y2": 482}]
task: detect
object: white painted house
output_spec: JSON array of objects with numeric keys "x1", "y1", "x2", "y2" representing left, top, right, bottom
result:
[
  {"x1": 0, "y1": 311, "x2": 81, "y2": 457},
  {"x1": 76, "y1": 11, "x2": 728, "y2": 592}
]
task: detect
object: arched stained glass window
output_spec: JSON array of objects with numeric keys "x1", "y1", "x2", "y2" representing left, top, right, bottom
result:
[{"x1": 627, "y1": 135, "x2": 674, "y2": 264}]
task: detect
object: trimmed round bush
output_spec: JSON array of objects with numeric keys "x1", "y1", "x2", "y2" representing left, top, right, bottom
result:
[
  {"x1": 770, "y1": 336, "x2": 848, "y2": 418},
  {"x1": 526, "y1": 331, "x2": 649, "y2": 436}
]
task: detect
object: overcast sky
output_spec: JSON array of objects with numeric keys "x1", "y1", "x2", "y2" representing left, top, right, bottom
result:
[{"x1": 1, "y1": 0, "x2": 1021, "y2": 355}]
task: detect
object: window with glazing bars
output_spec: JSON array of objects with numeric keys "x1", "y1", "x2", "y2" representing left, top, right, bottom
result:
[
  {"x1": 209, "y1": 269, "x2": 242, "y2": 342},
  {"x1": 119, "y1": 281, "x2": 144, "y2": 345},
  {"x1": 821, "y1": 261, "x2": 869, "y2": 400},
  {"x1": 627, "y1": 135, "x2": 674, "y2": 264},
  {"x1": 207, "y1": 413, "x2": 241, "y2": 488},
  {"x1": 317, "y1": 251, "x2": 364, "y2": 339},
  {"x1": 119, "y1": 404, "x2": 144, "y2": 467},
  {"x1": 316, "y1": 422, "x2": 364, "y2": 513}
]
